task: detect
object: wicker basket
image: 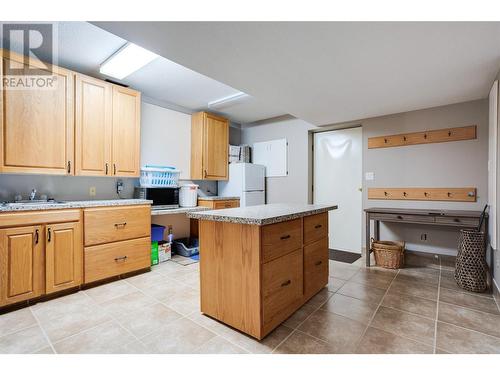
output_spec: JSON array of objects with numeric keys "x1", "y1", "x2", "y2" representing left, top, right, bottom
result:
[
  {"x1": 454, "y1": 229, "x2": 487, "y2": 292},
  {"x1": 372, "y1": 239, "x2": 405, "y2": 269}
]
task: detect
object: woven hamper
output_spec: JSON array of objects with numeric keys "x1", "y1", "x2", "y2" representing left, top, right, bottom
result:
[
  {"x1": 371, "y1": 239, "x2": 405, "y2": 269},
  {"x1": 454, "y1": 229, "x2": 487, "y2": 292}
]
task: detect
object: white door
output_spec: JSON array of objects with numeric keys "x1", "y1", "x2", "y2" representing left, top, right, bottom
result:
[
  {"x1": 313, "y1": 127, "x2": 363, "y2": 253},
  {"x1": 242, "y1": 191, "x2": 265, "y2": 207}
]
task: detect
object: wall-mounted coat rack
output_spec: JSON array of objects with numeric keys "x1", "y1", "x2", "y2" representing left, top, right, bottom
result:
[
  {"x1": 368, "y1": 187, "x2": 477, "y2": 202},
  {"x1": 368, "y1": 125, "x2": 476, "y2": 149}
]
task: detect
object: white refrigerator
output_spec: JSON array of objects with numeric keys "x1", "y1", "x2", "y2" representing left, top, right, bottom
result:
[{"x1": 218, "y1": 163, "x2": 266, "y2": 206}]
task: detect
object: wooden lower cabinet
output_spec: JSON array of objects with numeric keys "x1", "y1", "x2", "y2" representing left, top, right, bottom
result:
[
  {"x1": 197, "y1": 198, "x2": 240, "y2": 209},
  {"x1": 45, "y1": 222, "x2": 83, "y2": 294},
  {"x1": 0, "y1": 205, "x2": 151, "y2": 309},
  {"x1": 0, "y1": 226, "x2": 44, "y2": 307},
  {"x1": 199, "y1": 212, "x2": 329, "y2": 339},
  {"x1": 84, "y1": 237, "x2": 150, "y2": 283}
]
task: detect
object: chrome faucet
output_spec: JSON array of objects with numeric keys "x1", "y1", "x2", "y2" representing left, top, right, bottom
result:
[{"x1": 29, "y1": 189, "x2": 37, "y2": 201}]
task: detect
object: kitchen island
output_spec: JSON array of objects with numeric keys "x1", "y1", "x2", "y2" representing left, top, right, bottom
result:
[{"x1": 188, "y1": 203, "x2": 337, "y2": 339}]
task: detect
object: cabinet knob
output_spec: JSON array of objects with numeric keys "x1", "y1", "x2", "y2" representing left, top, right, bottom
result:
[
  {"x1": 114, "y1": 222, "x2": 127, "y2": 228},
  {"x1": 67, "y1": 161, "x2": 71, "y2": 174},
  {"x1": 314, "y1": 224, "x2": 322, "y2": 229},
  {"x1": 47, "y1": 228, "x2": 51, "y2": 242},
  {"x1": 280, "y1": 234, "x2": 291, "y2": 240},
  {"x1": 34, "y1": 229, "x2": 39, "y2": 244},
  {"x1": 114, "y1": 256, "x2": 128, "y2": 262},
  {"x1": 105, "y1": 163, "x2": 109, "y2": 175},
  {"x1": 281, "y1": 280, "x2": 291, "y2": 287},
  {"x1": 113, "y1": 164, "x2": 117, "y2": 175},
  {"x1": 315, "y1": 260, "x2": 323, "y2": 266}
]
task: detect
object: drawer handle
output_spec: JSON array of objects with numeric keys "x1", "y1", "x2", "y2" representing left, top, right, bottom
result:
[
  {"x1": 114, "y1": 222, "x2": 127, "y2": 228},
  {"x1": 396, "y1": 215, "x2": 403, "y2": 220},
  {"x1": 314, "y1": 224, "x2": 322, "y2": 229},
  {"x1": 34, "y1": 229, "x2": 39, "y2": 245},
  {"x1": 315, "y1": 260, "x2": 323, "y2": 266},
  {"x1": 47, "y1": 228, "x2": 51, "y2": 242},
  {"x1": 114, "y1": 256, "x2": 128, "y2": 262},
  {"x1": 281, "y1": 280, "x2": 291, "y2": 287},
  {"x1": 280, "y1": 234, "x2": 291, "y2": 240},
  {"x1": 454, "y1": 218, "x2": 461, "y2": 222}
]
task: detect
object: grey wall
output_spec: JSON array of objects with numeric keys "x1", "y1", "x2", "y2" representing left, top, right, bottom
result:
[
  {"x1": 362, "y1": 99, "x2": 488, "y2": 256},
  {"x1": 241, "y1": 117, "x2": 317, "y2": 204},
  {"x1": 0, "y1": 174, "x2": 137, "y2": 201},
  {"x1": 241, "y1": 100, "x2": 488, "y2": 258},
  {"x1": 495, "y1": 71, "x2": 500, "y2": 290}
]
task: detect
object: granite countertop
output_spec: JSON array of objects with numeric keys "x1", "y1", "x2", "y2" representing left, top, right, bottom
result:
[
  {"x1": 0, "y1": 199, "x2": 152, "y2": 212},
  {"x1": 197, "y1": 196, "x2": 240, "y2": 201},
  {"x1": 151, "y1": 206, "x2": 211, "y2": 216},
  {"x1": 187, "y1": 203, "x2": 338, "y2": 225}
]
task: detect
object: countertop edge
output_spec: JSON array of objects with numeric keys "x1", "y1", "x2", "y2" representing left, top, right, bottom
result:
[
  {"x1": 0, "y1": 199, "x2": 153, "y2": 213},
  {"x1": 187, "y1": 205, "x2": 338, "y2": 225}
]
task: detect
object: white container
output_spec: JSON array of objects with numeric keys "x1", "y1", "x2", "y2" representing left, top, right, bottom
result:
[{"x1": 179, "y1": 184, "x2": 199, "y2": 207}]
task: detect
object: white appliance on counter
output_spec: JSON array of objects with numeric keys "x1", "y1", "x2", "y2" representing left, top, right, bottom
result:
[{"x1": 218, "y1": 163, "x2": 265, "y2": 207}]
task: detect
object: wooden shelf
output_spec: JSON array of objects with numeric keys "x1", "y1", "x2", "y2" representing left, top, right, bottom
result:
[
  {"x1": 368, "y1": 187, "x2": 477, "y2": 202},
  {"x1": 368, "y1": 125, "x2": 476, "y2": 149}
]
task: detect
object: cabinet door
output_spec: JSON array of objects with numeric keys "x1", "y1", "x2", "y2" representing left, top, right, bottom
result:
[
  {"x1": 0, "y1": 226, "x2": 44, "y2": 307},
  {"x1": 303, "y1": 237, "x2": 329, "y2": 298},
  {"x1": 0, "y1": 51, "x2": 74, "y2": 175},
  {"x1": 203, "y1": 113, "x2": 229, "y2": 180},
  {"x1": 111, "y1": 86, "x2": 141, "y2": 177},
  {"x1": 45, "y1": 222, "x2": 82, "y2": 294},
  {"x1": 75, "y1": 75, "x2": 112, "y2": 176}
]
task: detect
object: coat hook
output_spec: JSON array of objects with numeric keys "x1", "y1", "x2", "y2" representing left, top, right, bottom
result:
[
  {"x1": 384, "y1": 138, "x2": 388, "y2": 143},
  {"x1": 424, "y1": 192, "x2": 428, "y2": 197},
  {"x1": 423, "y1": 134, "x2": 427, "y2": 139},
  {"x1": 403, "y1": 136, "x2": 407, "y2": 141},
  {"x1": 448, "y1": 131, "x2": 452, "y2": 136},
  {"x1": 447, "y1": 192, "x2": 452, "y2": 197},
  {"x1": 403, "y1": 191, "x2": 407, "y2": 197},
  {"x1": 384, "y1": 191, "x2": 388, "y2": 196}
]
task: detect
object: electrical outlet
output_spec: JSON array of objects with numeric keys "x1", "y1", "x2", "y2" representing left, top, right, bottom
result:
[
  {"x1": 89, "y1": 187, "x2": 96, "y2": 197},
  {"x1": 116, "y1": 180, "x2": 124, "y2": 195},
  {"x1": 420, "y1": 233, "x2": 428, "y2": 241}
]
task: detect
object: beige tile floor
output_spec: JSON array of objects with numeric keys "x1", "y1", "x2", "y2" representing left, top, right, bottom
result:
[{"x1": 1, "y1": 254, "x2": 500, "y2": 354}]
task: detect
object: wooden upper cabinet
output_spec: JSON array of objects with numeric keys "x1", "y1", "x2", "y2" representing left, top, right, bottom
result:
[
  {"x1": 0, "y1": 225, "x2": 44, "y2": 307},
  {"x1": 75, "y1": 75, "x2": 112, "y2": 176},
  {"x1": 0, "y1": 50, "x2": 74, "y2": 175},
  {"x1": 45, "y1": 221, "x2": 82, "y2": 294},
  {"x1": 191, "y1": 112, "x2": 229, "y2": 180},
  {"x1": 111, "y1": 86, "x2": 141, "y2": 177}
]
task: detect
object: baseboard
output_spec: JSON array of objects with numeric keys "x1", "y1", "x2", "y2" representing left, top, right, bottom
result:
[{"x1": 494, "y1": 278, "x2": 500, "y2": 306}]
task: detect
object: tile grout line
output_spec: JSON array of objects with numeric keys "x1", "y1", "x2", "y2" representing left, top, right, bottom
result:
[
  {"x1": 28, "y1": 306, "x2": 58, "y2": 354},
  {"x1": 351, "y1": 266, "x2": 401, "y2": 351},
  {"x1": 432, "y1": 256, "x2": 442, "y2": 354},
  {"x1": 272, "y1": 263, "x2": 362, "y2": 353}
]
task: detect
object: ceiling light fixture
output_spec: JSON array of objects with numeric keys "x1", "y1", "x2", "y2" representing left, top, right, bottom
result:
[
  {"x1": 208, "y1": 92, "x2": 251, "y2": 110},
  {"x1": 100, "y1": 43, "x2": 159, "y2": 80}
]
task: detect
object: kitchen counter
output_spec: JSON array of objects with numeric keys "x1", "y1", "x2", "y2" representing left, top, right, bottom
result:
[
  {"x1": 151, "y1": 206, "x2": 211, "y2": 216},
  {"x1": 187, "y1": 203, "x2": 337, "y2": 225},
  {"x1": 0, "y1": 199, "x2": 152, "y2": 212},
  {"x1": 197, "y1": 196, "x2": 240, "y2": 201},
  {"x1": 196, "y1": 203, "x2": 336, "y2": 339}
]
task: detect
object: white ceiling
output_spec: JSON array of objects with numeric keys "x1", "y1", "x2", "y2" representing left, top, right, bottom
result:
[
  {"x1": 93, "y1": 22, "x2": 500, "y2": 126},
  {"x1": 0, "y1": 22, "x2": 284, "y2": 123}
]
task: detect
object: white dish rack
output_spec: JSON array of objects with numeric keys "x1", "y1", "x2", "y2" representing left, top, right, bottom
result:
[{"x1": 140, "y1": 166, "x2": 181, "y2": 188}]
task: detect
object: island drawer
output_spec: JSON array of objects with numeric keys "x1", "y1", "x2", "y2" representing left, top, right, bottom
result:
[
  {"x1": 261, "y1": 219, "x2": 302, "y2": 263},
  {"x1": 262, "y1": 248, "x2": 303, "y2": 325},
  {"x1": 84, "y1": 205, "x2": 151, "y2": 246},
  {"x1": 303, "y1": 212, "x2": 328, "y2": 244},
  {"x1": 304, "y1": 237, "x2": 329, "y2": 298},
  {"x1": 84, "y1": 237, "x2": 150, "y2": 283}
]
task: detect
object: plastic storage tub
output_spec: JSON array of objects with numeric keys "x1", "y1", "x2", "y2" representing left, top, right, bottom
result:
[
  {"x1": 172, "y1": 237, "x2": 199, "y2": 257},
  {"x1": 151, "y1": 224, "x2": 166, "y2": 242},
  {"x1": 179, "y1": 184, "x2": 199, "y2": 207},
  {"x1": 140, "y1": 166, "x2": 180, "y2": 188}
]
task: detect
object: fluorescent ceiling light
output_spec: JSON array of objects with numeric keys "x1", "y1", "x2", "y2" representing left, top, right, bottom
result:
[
  {"x1": 208, "y1": 92, "x2": 251, "y2": 110},
  {"x1": 100, "y1": 43, "x2": 158, "y2": 80}
]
